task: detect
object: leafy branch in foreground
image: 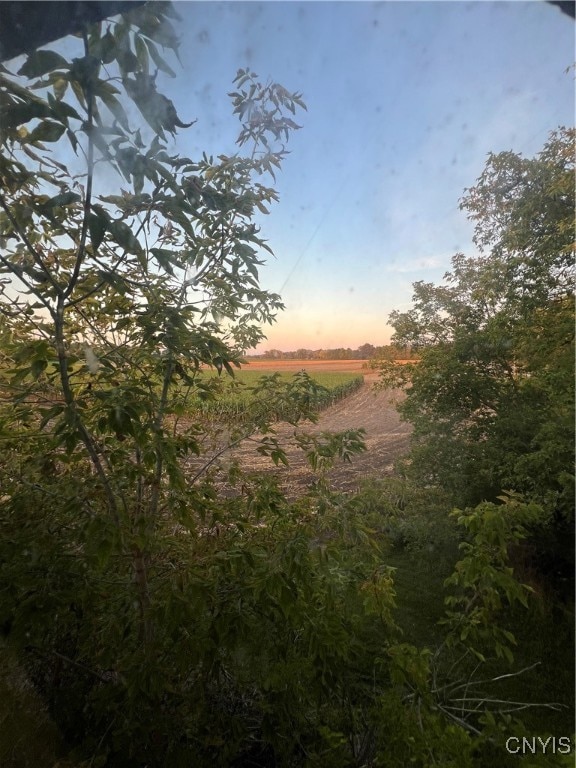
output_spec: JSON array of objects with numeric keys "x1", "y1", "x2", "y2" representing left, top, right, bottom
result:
[{"x1": 0, "y1": 3, "x2": 375, "y2": 763}]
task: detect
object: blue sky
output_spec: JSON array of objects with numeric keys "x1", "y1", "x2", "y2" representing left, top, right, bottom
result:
[
  {"x1": 152, "y1": 1, "x2": 573, "y2": 352},
  {"x1": 6, "y1": 1, "x2": 573, "y2": 353}
]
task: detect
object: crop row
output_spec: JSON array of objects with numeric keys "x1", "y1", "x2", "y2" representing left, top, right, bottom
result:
[{"x1": 186, "y1": 371, "x2": 364, "y2": 421}]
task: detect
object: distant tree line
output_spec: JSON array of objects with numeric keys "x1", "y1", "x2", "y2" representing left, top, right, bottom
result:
[{"x1": 248, "y1": 343, "x2": 418, "y2": 361}]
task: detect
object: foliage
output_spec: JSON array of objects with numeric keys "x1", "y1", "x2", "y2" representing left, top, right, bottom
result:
[
  {"x1": 0, "y1": 3, "x2": 368, "y2": 763},
  {"x1": 0, "y1": 5, "x2": 572, "y2": 765},
  {"x1": 371, "y1": 494, "x2": 572, "y2": 768},
  {"x1": 346, "y1": 476, "x2": 459, "y2": 560},
  {"x1": 251, "y1": 344, "x2": 370, "y2": 361},
  {"x1": 0, "y1": 638, "x2": 64, "y2": 768},
  {"x1": 442, "y1": 493, "x2": 547, "y2": 664},
  {"x1": 368, "y1": 131, "x2": 576, "y2": 761},
  {"x1": 248, "y1": 343, "x2": 417, "y2": 361},
  {"x1": 380, "y1": 128, "x2": 574, "y2": 535},
  {"x1": 190, "y1": 370, "x2": 364, "y2": 421}
]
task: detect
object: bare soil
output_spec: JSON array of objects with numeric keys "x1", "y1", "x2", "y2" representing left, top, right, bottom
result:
[
  {"x1": 241, "y1": 359, "x2": 369, "y2": 373},
  {"x1": 241, "y1": 359, "x2": 414, "y2": 373},
  {"x1": 198, "y1": 372, "x2": 411, "y2": 499}
]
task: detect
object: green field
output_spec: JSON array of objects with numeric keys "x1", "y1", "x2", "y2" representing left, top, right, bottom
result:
[
  {"x1": 186, "y1": 369, "x2": 364, "y2": 420},
  {"x1": 207, "y1": 369, "x2": 363, "y2": 388}
]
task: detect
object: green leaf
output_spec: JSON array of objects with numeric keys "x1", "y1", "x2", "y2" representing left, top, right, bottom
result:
[
  {"x1": 151, "y1": 248, "x2": 181, "y2": 275},
  {"x1": 87, "y1": 126, "x2": 114, "y2": 159},
  {"x1": 96, "y1": 269, "x2": 127, "y2": 294},
  {"x1": 30, "y1": 359, "x2": 47, "y2": 379},
  {"x1": 46, "y1": 92, "x2": 81, "y2": 122},
  {"x1": 69, "y1": 79, "x2": 86, "y2": 109},
  {"x1": 3, "y1": 101, "x2": 52, "y2": 128},
  {"x1": 88, "y1": 211, "x2": 108, "y2": 251},
  {"x1": 133, "y1": 173, "x2": 144, "y2": 195},
  {"x1": 108, "y1": 405, "x2": 134, "y2": 439},
  {"x1": 27, "y1": 120, "x2": 66, "y2": 144},
  {"x1": 144, "y1": 16, "x2": 180, "y2": 49},
  {"x1": 92, "y1": 79, "x2": 121, "y2": 97},
  {"x1": 45, "y1": 191, "x2": 81, "y2": 208},
  {"x1": 39, "y1": 403, "x2": 65, "y2": 429},
  {"x1": 117, "y1": 47, "x2": 140, "y2": 76},
  {"x1": 135, "y1": 36, "x2": 150, "y2": 74},
  {"x1": 53, "y1": 77, "x2": 69, "y2": 101},
  {"x1": 18, "y1": 50, "x2": 69, "y2": 79},
  {"x1": 107, "y1": 219, "x2": 144, "y2": 258},
  {"x1": 116, "y1": 147, "x2": 140, "y2": 181},
  {"x1": 100, "y1": 92, "x2": 131, "y2": 131},
  {"x1": 66, "y1": 128, "x2": 78, "y2": 153},
  {"x1": 145, "y1": 39, "x2": 177, "y2": 78},
  {"x1": 93, "y1": 30, "x2": 117, "y2": 65}
]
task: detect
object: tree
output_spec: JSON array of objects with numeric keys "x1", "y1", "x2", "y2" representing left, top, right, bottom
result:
[
  {"x1": 0, "y1": 0, "x2": 307, "y2": 637},
  {"x1": 0, "y1": 2, "x2": 147, "y2": 63},
  {"x1": 383, "y1": 128, "x2": 574, "y2": 536},
  {"x1": 0, "y1": 3, "x2": 368, "y2": 761},
  {"x1": 357, "y1": 342, "x2": 376, "y2": 359}
]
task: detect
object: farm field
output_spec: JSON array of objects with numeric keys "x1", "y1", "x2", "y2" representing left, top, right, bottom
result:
[
  {"x1": 241, "y1": 358, "x2": 369, "y2": 373},
  {"x1": 190, "y1": 367, "x2": 365, "y2": 420},
  {"x1": 201, "y1": 366, "x2": 363, "y2": 388},
  {"x1": 187, "y1": 369, "x2": 411, "y2": 498},
  {"x1": 240, "y1": 358, "x2": 415, "y2": 373}
]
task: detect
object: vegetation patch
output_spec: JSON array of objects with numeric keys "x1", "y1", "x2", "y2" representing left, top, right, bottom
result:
[{"x1": 189, "y1": 370, "x2": 364, "y2": 421}]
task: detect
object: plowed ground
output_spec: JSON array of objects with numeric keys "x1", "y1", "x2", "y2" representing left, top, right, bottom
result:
[{"x1": 208, "y1": 373, "x2": 411, "y2": 498}]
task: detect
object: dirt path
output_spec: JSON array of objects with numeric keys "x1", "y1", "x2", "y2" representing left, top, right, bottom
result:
[{"x1": 209, "y1": 374, "x2": 411, "y2": 498}]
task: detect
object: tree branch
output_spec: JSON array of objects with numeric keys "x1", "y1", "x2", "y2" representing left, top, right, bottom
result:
[
  {"x1": 64, "y1": 34, "x2": 95, "y2": 301},
  {"x1": 0, "y1": 194, "x2": 61, "y2": 304}
]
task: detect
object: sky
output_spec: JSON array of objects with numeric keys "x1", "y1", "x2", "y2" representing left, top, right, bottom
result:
[
  {"x1": 5, "y1": 1, "x2": 574, "y2": 353},
  {"x1": 152, "y1": 0, "x2": 574, "y2": 353}
]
